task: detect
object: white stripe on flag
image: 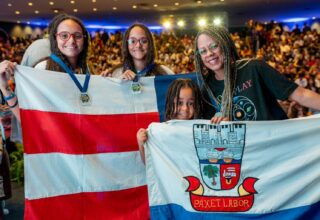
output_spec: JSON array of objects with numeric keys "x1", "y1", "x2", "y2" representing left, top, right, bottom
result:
[
  {"x1": 25, "y1": 151, "x2": 146, "y2": 200},
  {"x1": 15, "y1": 65, "x2": 158, "y2": 114}
]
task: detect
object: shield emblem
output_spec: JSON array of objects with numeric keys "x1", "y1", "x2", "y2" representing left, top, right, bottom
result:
[{"x1": 193, "y1": 123, "x2": 246, "y2": 190}]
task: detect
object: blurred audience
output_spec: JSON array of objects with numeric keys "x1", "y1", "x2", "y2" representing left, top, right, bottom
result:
[{"x1": 0, "y1": 20, "x2": 319, "y2": 118}]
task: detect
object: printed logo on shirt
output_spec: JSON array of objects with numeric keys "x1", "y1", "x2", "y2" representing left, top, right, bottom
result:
[
  {"x1": 234, "y1": 80, "x2": 253, "y2": 95},
  {"x1": 233, "y1": 96, "x2": 257, "y2": 121}
]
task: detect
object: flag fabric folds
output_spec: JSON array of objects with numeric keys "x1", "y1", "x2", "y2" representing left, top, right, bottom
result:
[
  {"x1": 15, "y1": 66, "x2": 188, "y2": 219},
  {"x1": 145, "y1": 117, "x2": 320, "y2": 220},
  {"x1": 16, "y1": 65, "x2": 320, "y2": 220}
]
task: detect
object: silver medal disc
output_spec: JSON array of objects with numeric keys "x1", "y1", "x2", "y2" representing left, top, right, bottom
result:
[
  {"x1": 131, "y1": 81, "x2": 142, "y2": 94},
  {"x1": 80, "y1": 93, "x2": 91, "y2": 106}
]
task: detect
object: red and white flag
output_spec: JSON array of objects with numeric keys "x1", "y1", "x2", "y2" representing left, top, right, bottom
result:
[{"x1": 15, "y1": 65, "x2": 164, "y2": 219}]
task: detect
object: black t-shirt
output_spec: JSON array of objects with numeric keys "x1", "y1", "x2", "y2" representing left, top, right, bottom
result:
[{"x1": 202, "y1": 59, "x2": 298, "y2": 121}]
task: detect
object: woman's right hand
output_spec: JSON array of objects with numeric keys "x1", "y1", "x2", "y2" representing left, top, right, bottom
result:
[
  {"x1": 121, "y1": 70, "x2": 136, "y2": 81},
  {"x1": 0, "y1": 60, "x2": 16, "y2": 91}
]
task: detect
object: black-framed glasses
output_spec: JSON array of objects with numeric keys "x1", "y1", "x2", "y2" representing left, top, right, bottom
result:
[
  {"x1": 197, "y1": 42, "x2": 219, "y2": 56},
  {"x1": 56, "y1": 31, "x2": 85, "y2": 41},
  {"x1": 127, "y1": 37, "x2": 148, "y2": 46}
]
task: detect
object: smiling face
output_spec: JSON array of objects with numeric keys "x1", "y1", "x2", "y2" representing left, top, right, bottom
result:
[
  {"x1": 128, "y1": 26, "x2": 149, "y2": 62},
  {"x1": 174, "y1": 87, "x2": 195, "y2": 120},
  {"x1": 197, "y1": 33, "x2": 224, "y2": 77},
  {"x1": 56, "y1": 19, "x2": 84, "y2": 62}
]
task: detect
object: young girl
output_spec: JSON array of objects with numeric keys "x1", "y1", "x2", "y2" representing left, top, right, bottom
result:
[{"x1": 137, "y1": 78, "x2": 202, "y2": 164}]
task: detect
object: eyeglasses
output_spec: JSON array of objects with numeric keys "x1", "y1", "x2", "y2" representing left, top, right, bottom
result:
[
  {"x1": 127, "y1": 37, "x2": 148, "y2": 46},
  {"x1": 197, "y1": 42, "x2": 219, "y2": 56},
  {"x1": 56, "y1": 31, "x2": 85, "y2": 41}
]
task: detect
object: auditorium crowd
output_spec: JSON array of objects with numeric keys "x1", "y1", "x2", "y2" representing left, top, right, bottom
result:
[{"x1": 0, "y1": 20, "x2": 319, "y2": 117}]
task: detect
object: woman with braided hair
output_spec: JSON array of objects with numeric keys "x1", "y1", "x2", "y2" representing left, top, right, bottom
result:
[{"x1": 195, "y1": 25, "x2": 320, "y2": 122}]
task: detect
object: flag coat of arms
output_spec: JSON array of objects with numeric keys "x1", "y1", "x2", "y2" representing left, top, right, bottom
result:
[
  {"x1": 145, "y1": 118, "x2": 320, "y2": 219},
  {"x1": 15, "y1": 66, "x2": 193, "y2": 219}
]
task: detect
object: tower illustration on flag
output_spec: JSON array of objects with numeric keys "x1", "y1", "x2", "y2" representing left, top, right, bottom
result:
[{"x1": 145, "y1": 118, "x2": 320, "y2": 219}]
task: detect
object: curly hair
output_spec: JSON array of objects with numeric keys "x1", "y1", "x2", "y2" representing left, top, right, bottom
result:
[
  {"x1": 165, "y1": 78, "x2": 202, "y2": 121},
  {"x1": 120, "y1": 23, "x2": 165, "y2": 76},
  {"x1": 47, "y1": 13, "x2": 90, "y2": 74},
  {"x1": 194, "y1": 25, "x2": 240, "y2": 119}
]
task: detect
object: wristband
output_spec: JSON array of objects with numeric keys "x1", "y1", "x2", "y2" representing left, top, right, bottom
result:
[
  {"x1": 4, "y1": 92, "x2": 16, "y2": 101},
  {"x1": 8, "y1": 99, "x2": 18, "y2": 109}
]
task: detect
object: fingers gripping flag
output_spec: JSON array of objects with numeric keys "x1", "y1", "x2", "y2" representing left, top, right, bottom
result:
[{"x1": 15, "y1": 66, "x2": 194, "y2": 219}]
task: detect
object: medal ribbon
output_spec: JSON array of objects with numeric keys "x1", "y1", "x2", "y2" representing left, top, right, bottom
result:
[
  {"x1": 50, "y1": 54, "x2": 90, "y2": 93},
  {"x1": 133, "y1": 63, "x2": 155, "y2": 82}
]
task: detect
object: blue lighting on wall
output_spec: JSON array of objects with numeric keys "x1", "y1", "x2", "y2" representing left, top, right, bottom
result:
[{"x1": 282, "y1": 17, "x2": 309, "y2": 23}]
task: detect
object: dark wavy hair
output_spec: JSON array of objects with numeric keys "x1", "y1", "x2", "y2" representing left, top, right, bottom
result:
[
  {"x1": 194, "y1": 25, "x2": 240, "y2": 119},
  {"x1": 47, "y1": 13, "x2": 90, "y2": 73},
  {"x1": 121, "y1": 23, "x2": 165, "y2": 76},
  {"x1": 165, "y1": 78, "x2": 202, "y2": 121}
]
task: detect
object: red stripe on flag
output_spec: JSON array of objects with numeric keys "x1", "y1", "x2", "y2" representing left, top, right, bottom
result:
[
  {"x1": 21, "y1": 110, "x2": 160, "y2": 154},
  {"x1": 25, "y1": 185, "x2": 149, "y2": 220}
]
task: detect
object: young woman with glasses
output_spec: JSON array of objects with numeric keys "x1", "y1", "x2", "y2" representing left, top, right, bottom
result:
[
  {"x1": 0, "y1": 13, "x2": 92, "y2": 122},
  {"x1": 34, "y1": 13, "x2": 91, "y2": 74},
  {"x1": 101, "y1": 23, "x2": 174, "y2": 81},
  {"x1": 195, "y1": 25, "x2": 320, "y2": 123}
]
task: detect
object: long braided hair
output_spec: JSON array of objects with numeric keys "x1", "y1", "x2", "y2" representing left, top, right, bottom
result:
[
  {"x1": 47, "y1": 13, "x2": 90, "y2": 74},
  {"x1": 194, "y1": 26, "x2": 240, "y2": 119},
  {"x1": 165, "y1": 78, "x2": 202, "y2": 121},
  {"x1": 120, "y1": 23, "x2": 166, "y2": 76}
]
